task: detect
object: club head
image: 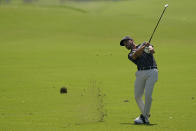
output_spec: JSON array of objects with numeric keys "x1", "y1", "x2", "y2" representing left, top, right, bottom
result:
[{"x1": 165, "y1": 4, "x2": 168, "y2": 8}]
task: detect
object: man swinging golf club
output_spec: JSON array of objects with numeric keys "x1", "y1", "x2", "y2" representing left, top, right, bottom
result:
[
  {"x1": 120, "y1": 4, "x2": 168, "y2": 124},
  {"x1": 120, "y1": 37, "x2": 158, "y2": 124}
]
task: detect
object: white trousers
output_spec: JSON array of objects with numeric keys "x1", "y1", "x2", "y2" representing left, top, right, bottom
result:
[{"x1": 134, "y1": 69, "x2": 158, "y2": 118}]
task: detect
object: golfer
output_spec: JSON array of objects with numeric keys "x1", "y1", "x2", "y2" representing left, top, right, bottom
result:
[{"x1": 120, "y1": 36, "x2": 158, "y2": 124}]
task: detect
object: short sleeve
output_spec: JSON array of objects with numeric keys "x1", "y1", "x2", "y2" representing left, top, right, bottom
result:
[{"x1": 128, "y1": 50, "x2": 136, "y2": 62}]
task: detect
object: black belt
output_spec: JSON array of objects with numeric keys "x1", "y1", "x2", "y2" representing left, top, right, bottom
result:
[{"x1": 138, "y1": 66, "x2": 157, "y2": 71}]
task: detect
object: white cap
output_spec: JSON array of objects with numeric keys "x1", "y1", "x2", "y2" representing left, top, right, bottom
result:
[{"x1": 165, "y1": 4, "x2": 168, "y2": 7}]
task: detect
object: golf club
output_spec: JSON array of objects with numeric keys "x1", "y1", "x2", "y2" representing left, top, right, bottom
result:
[{"x1": 148, "y1": 4, "x2": 168, "y2": 43}]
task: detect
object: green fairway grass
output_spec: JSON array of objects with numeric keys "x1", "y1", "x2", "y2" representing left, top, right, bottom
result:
[{"x1": 0, "y1": 0, "x2": 196, "y2": 130}]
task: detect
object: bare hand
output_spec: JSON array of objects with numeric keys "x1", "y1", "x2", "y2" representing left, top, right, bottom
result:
[
  {"x1": 149, "y1": 46, "x2": 155, "y2": 54},
  {"x1": 144, "y1": 42, "x2": 150, "y2": 47}
]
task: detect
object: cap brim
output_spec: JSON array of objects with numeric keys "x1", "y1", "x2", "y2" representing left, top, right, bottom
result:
[{"x1": 120, "y1": 40, "x2": 125, "y2": 46}]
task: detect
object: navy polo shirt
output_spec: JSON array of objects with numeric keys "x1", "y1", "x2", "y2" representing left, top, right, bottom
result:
[{"x1": 128, "y1": 44, "x2": 157, "y2": 69}]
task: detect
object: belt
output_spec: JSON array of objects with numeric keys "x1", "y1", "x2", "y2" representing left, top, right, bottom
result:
[{"x1": 138, "y1": 66, "x2": 157, "y2": 71}]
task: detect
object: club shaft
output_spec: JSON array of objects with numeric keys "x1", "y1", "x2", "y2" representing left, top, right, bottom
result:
[{"x1": 148, "y1": 6, "x2": 167, "y2": 43}]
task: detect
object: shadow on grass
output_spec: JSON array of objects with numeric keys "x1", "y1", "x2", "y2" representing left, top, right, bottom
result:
[{"x1": 120, "y1": 123, "x2": 158, "y2": 126}]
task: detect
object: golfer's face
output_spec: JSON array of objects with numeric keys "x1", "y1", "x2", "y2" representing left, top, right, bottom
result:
[{"x1": 125, "y1": 39, "x2": 134, "y2": 50}]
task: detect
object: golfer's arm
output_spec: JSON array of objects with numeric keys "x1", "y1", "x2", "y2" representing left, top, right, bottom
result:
[
  {"x1": 132, "y1": 46, "x2": 145, "y2": 60},
  {"x1": 150, "y1": 46, "x2": 155, "y2": 54},
  {"x1": 150, "y1": 49, "x2": 155, "y2": 54}
]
